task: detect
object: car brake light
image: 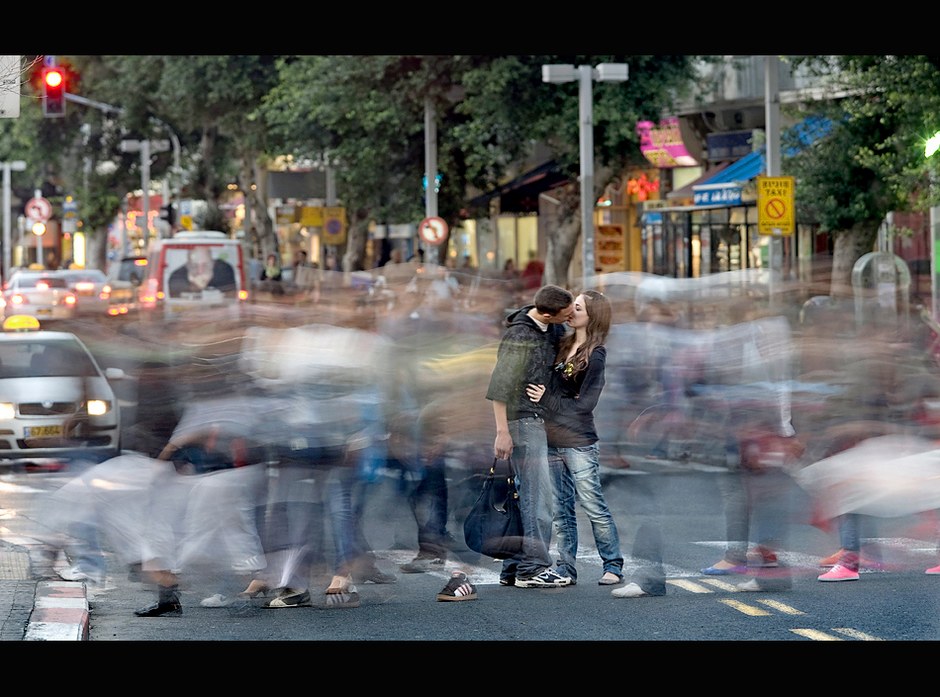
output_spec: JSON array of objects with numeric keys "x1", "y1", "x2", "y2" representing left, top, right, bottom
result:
[
  {"x1": 63, "y1": 294, "x2": 77, "y2": 306},
  {"x1": 36, "y1": 281, "x2": 50, "y2": 290}
]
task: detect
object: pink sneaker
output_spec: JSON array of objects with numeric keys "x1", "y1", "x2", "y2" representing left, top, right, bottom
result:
[
  {"x1": 818, "y1": 564, "x2": 860, "y2": 582},
  {"x1": 926, "y1": 564, "x2": 940, "y2": 575}
]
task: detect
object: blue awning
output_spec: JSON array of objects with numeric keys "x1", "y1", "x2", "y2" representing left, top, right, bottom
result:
[
  {"x1": 784, "y1": 115, "x2": 833, "y2": 156},
  {"x1": 696, "y1": 150, "x2": 765, "y2": 187},
  {"x1": 692, "y1": 150, "x2": 764, "y2": 206}
]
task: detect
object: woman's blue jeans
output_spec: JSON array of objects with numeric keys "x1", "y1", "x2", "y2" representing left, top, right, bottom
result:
[{"x1": 548, "y1": 443, "x2": 624, "y2": 581}]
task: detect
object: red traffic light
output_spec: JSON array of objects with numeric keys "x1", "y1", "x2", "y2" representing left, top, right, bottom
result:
[
  {"x1": 44, "y1": 68, "x2": 64, "y2": 89},
  {"x1": 42, "y1": 66, "x2": 66, "y2": 118}
]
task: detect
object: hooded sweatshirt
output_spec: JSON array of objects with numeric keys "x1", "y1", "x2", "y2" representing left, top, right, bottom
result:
[{"x1": 485, "y1": 305, "x2": 568, "y2": 421}]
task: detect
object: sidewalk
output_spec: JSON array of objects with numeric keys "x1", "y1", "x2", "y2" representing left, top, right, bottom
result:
[{"x1": 0, "y1": 536, "x2": 89, "y2": 641}]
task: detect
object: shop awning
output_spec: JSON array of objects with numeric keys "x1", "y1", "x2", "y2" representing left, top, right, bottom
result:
[
  {"x1": 693, "y1": 150, "x2": 765, "y2": 206},
  {"x1": 666, "y1": 162, "x2": 731, "y2": 201},
  {"x1": 697, "y1": 150, "x2": 765, "y2": 187},
  {"x1": 467, "y1": 160, "x2": 571, "y2": 213}
]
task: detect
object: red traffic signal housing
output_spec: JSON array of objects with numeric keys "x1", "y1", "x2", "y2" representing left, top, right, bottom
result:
[{"x1": 42, "y1": 66, "x2": 66, "y2": 117}]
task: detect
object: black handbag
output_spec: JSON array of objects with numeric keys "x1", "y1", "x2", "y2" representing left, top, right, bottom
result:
[{"x1": 463, "y1": 457, "x2": 525, "y2": 559}]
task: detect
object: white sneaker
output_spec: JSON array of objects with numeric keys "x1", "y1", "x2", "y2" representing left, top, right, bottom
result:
[
  {"x1": 200, "y1": 593, "x2": 235, "y2": 608},
  {"x1": 57, "y1": 565, "x2": 105, "y2": 585},
  {"x1": 611, "y1": 582, "x2": 648, "y2": 598}
]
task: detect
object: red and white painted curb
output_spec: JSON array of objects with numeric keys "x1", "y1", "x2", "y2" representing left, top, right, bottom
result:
[{"x1": 25, "y1": 581, "x2": 89, "y2": 641}]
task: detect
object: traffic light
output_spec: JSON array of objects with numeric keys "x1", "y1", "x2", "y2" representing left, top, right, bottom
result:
[
  {"x1": 159, "y1": 204, "x2": 176, "y2": 226},
  {"x1": 42, "y1": 67, "x2": 66, "y2": 118}
]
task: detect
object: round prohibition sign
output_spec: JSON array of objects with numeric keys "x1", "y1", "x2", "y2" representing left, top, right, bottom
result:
[
  {"x1": 764, "y1": 197, "x2": 787, "y2": 220},
  {"x1": 25, "y1": 197, "x2": 52, "y2": 222},
  {"x1": 419, "y1": 216, "x2": 448, "y2": 246}
]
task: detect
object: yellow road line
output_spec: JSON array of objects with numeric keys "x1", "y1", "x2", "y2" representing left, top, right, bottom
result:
[
  {"x1": 698, "y1": 578, "x2": 740, "y2": 592},
  {"x1": 666, "y1": 579, "x2": 714, "y2": 593},
  {"x1": 719, "y1": 598, "x2": 771, "y2": 616},
  {"x1": 831, "y1": 627, "x2": 884, "y2": 641},
  {"x1": 791, "y1": 628, "x2": 843, "y2": 640},
  {"x1": 755, "y1": 599, "x2": 804, "y2": 615}
]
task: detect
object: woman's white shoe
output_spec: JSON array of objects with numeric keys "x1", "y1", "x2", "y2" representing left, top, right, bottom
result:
[{"x1": 611, "y1": 582, "x2": 648, "y2": 598}]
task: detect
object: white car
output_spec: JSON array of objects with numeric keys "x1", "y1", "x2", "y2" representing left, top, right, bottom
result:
[
  {"x1": 0, "y1": 315, "x2": 125, "y2": 464},
  {"x1": 1, "y1": 270, "x2": 77, "y2": 321},
  {"x1": 50, "y1": 269, "x2": 115, "y2": 316},
  {"x1": 105, "y1": 255, "x2": 149, "y2": 314}
]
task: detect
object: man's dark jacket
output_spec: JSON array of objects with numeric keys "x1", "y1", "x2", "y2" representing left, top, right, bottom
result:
[{"x1": 485, "y1": 305, "x2": 567, "y2": 421}]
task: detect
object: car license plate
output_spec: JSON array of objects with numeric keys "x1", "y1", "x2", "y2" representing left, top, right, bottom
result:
[
  {"x1": 36, "y1": 308, "x2": 52, "y2": 315},
  {"x1": 24, "y1": 425, "x2": 62, "y2": 437}
]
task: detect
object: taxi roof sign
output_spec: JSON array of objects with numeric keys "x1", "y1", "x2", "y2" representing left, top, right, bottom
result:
[{"x1": 3, "y1": 315, "x2": 41, "y2": 332}]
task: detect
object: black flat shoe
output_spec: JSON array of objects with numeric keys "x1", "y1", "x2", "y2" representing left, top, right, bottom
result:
[{"x1": 134, "y1": 599, "x2": 182, "y2": 617}]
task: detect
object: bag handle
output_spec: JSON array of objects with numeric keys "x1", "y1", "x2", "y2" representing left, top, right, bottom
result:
[{"x1": 491, "y1": 456, "x2": 516, "y2": 477}]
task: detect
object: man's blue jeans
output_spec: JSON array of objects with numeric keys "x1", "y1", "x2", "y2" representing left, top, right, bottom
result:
[
  {"x1": 549, "y1": 443, "x2": 623, "y2": 581},
  {"x1": 500, "y1": 416, "x2": 554, "y2": 580}
]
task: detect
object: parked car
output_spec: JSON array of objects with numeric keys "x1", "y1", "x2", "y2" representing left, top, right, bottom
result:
[
  {"x1": 0, "y1": 314, "x2": 125, "y2": 464},
  {"x1": 49, "y1": 268, "x2": 115, "y2": 316},
  {"x1": 0, "y1": 270, "x2": 77, "y2": 321},
  {"x1": 106, "y1": 255, "x2": 149, "y2": 314}
]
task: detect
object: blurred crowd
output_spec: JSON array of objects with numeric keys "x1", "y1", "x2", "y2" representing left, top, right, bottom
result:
[{"x1": 31, "y1": 262, "x2": 940, "y2": 615}]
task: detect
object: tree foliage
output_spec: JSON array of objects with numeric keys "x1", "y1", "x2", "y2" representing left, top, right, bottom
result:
[
  {"x1": 3, "y1": 54, "x2": 699, "y2": 281},
  {"x1": 785, "y1": 55, "x2": 940, "y2": 293}
]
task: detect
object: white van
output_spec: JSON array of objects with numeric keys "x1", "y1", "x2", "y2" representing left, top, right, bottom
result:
[{"x1": 138, "y1": 231, "x2": 250, "y2": 317}]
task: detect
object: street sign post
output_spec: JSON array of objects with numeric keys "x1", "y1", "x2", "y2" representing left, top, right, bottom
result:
[{"x1": 757, "y1": 176, "x2": 795, "y2": 236}]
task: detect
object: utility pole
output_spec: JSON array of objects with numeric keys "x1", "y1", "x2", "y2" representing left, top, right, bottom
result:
[
  {"x1": 66, "y1": 93, "x2": 182, "y2": 242},
  {"x1": 765, "y1": 55, "x2": 782, "y2": 303},
  {"x1": 1, "y1": 160, "x2": 26, "y2": 282}
]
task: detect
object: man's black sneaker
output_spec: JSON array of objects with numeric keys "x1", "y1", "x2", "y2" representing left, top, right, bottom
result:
[
  {"x1": 499, "y1": 576, "x2": 515, "y2": 586},
  {"x1": 515, "y1": 568, "x2": 573, "y2": 588},
  {"x1": 436, "y1": 571, "x2": 478, "y2": 601}
]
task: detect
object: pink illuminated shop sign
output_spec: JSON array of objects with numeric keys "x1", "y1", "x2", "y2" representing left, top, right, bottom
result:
[{"x1": 636, "y1": 117, "x2": 698, "y2": 168}]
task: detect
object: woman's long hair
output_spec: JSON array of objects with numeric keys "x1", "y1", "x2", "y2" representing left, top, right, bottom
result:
[{"x1": 555, "y1": 289, "x2": 611, "y2": 373}]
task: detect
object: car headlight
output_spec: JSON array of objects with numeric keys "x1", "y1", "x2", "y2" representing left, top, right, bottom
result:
[
  {"x1": 86, "y1": 399, "x2": 111, "y2": 416},
  {"x1": 0, "y1": 402, "x2": 14, "y2": 420}
]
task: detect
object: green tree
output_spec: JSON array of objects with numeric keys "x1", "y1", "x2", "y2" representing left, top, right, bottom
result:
[
  {"x1": 6, "y1": 54, "x2": 702, "y2": 285},
  {"x1": 786, "y1": 55, "x2": 940, "y2": 296},
  {"x1": 70, "y1": 55, "x2": 282, "y2": 259},
  {"x1": 264, "y1": 55, "x2": 701, "y2": 280}
]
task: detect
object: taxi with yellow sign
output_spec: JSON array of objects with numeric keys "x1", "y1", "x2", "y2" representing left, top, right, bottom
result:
[{"x1": 0, "y1": 315, "x2": 125, "y2": 465}]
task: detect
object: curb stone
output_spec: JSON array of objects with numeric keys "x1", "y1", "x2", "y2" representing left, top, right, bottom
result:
[{"x1": 24, "y1": 581, "x2": 89, "y2": 641}]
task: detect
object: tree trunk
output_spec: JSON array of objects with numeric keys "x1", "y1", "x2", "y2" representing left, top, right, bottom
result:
[
  {"x1": 542, "y1": 164, "x2": 615, "y2": 289},
  {"x1": 239, "y1": 156, "x2": 275, "y2": 260},
  {"x1": 342, "y1": 207, "x2": 370, "y2": 272},
  {"x1": 541, "y1": 182, "x2": 580, "y2": 288},
  {"x1": 829, "y1": 223, "x2": 878, "y2": 299}
]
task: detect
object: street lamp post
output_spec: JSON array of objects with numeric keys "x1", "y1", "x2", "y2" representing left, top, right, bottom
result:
[
  {"x1": 1, "y1": 160, "x2": 26, "y2": 283},
  {"x1": 542, "y1": 63, "x2": 628, "y2": 281},
  {"x1": 120, "y1": 138, "x2": 170, "y2": 250},
  {"x1": 925, "y1": 130, "x2": 940, "y2": 321}
]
